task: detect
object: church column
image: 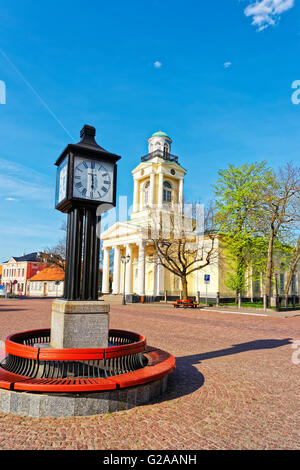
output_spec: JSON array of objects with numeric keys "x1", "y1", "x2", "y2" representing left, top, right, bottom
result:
[
  {"x1": 158, "y1": 172, "x2": 164, "y2": 207},
  {"x1": 133, "y1": 178, "x2": 139, "y2": 213},
  {"x1": 150, "y1": 172, "x2": 155, "y2": 207},
  {"x1": 102, "y1": 246, "x2": 110, "y2": 294},
  {"x1": 112, "y1": 246, "x2": 121, "y2": 294},
  {"x1": 178, "y1": 177, "x2": 184, "y2": 209},
  {"x1": 125, "y1": 244, "x2": 133, "y2": 294},
  {"x1": 137, "y1": 242, "x2": 146, "y2": 296},
  {"x1": 156, "y1": 261, "x2": 165, "y2": 296}
]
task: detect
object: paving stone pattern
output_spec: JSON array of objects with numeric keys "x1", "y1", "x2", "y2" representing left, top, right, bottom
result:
[{"x1": 0, "y1": 298, "x2": 299, "y2": 450}]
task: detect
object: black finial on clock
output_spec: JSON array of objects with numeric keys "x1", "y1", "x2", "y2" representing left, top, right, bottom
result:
[
  {"x1": 79, "y1": 124, "x2": 102, "y2": 148},
  {"x1": 80, "y1": 124, "x2": 96, "y2": 139}
]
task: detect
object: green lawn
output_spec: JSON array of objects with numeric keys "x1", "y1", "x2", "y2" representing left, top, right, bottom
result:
[
  {"x1": 183, "y1": 300, "x2": 300, "y2": 310},
  {"x1": 215, "y1": 301, "x2": 300, "y2": 310},
  {"x1": 220, "y1": 302, "x2": 264, "y2": 308}
]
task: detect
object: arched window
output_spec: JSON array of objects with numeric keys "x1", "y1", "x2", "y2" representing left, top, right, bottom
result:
[
  {"x1": 164, "y1": 143, "x2": 169, "y2": 155},
  {"x1": 163, "y1": 181, "x2": 172, "y2": 203},
  {"x1": 144, "y1": 181, "x2": 150, "y2": 206}
]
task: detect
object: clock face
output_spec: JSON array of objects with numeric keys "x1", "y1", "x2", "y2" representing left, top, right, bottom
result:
[
  {"x1": 73, "y1": 157, "x2": 114, "y2": 203},
  {"x1": 56, "y1": 156, "x2": 68, "y2": 205}
]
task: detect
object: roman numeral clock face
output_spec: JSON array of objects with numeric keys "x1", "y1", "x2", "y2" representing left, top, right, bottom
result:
[{"x1": 73, "y1": 157, "x2": 114, "y2": 203}]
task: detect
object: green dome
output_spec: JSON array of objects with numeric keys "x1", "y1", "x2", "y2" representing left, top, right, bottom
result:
[{"x1": 151, "y1": 130, "x2": 171, "y2": 140}]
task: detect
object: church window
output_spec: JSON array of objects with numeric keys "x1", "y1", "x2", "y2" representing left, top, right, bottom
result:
[
  {"x1": 291, "y1": 274, "x2": 296, "y2": 293},
  {"x1": 163, "y1": 181, "x2": 172, "y2": 203},
  {"x1": 279, "y1": 273, "x2": 284, "y2": 294}
]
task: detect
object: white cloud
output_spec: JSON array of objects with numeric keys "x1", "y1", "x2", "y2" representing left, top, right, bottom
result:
[
  {"x1": 224, "y1": 61, "x2": 232, "y2": 69},
  {"x1": 244, "y1": 0, "x2": 295, "y2": 31},
  {"x1": 154, "y1": 61, "x2": 162, "y2": 68},
  {"x1": 0, "y1": 158, "x2": 52, "y2": 203}
]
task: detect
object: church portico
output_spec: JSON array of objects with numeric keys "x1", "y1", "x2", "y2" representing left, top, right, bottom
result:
[
  {"x1": 112, "y1": 245, "x2": 121, "y2": 294},
  {"x1": 101, "y1": 239, "x2": 150, "y2": 297},
  {"x1": 137, "y1": 241, "x2": 146, "y2": 296}
]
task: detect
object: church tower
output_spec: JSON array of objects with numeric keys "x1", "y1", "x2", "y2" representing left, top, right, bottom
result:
[
  {"x1": 101, "y1": 130, "x2": 187, "y2": 299},
  {"x1": 131, "y1": 131, "x2": 186, "y2": 220}
]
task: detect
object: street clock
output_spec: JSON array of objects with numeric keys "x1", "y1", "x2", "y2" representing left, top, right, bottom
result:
[
  {"x1": 54, "y1": 125, "x2": 121, "y2": 301},
  {"x1": 55, "y1": 125, "x2": 120, "y2": 213}
]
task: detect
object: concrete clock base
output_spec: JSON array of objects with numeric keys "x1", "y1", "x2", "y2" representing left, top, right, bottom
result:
[{"x1": 50, "y1": 299, "x2": 110, "y2": 349}]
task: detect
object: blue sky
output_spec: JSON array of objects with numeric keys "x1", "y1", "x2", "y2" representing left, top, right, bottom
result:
[{"x1": 0, "y1": 0, "x2": 299, "y2": 262}]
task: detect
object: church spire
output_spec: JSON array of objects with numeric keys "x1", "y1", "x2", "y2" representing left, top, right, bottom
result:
[
  {"x1": 141, "y1": 130, "x2": 179, "y2": 163},
  {"x1": 131, "y1": 132, "x2": 186, "y2": 216},
  {"x1": 147, "y1": 130, "x2": 172, "y2": 154}
]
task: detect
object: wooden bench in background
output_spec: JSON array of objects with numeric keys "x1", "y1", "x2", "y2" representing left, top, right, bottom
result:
[{"x1": 172, "y1": 299, "x2": 201, "y2": 309}]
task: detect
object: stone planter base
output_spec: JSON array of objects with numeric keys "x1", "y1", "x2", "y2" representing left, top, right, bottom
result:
[{"x1": 0, "y1": 376, "x2": 168, "y2": 418}]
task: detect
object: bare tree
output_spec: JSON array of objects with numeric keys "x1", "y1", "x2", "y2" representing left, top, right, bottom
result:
[
  {"x1": 39, "y1": 222, "x2": 66, "y2": 271},
  {"x1": 146, "y1": 203, "x2": 219, "y2": 300},
  {"x1": 263, "y1": 162, "x2": 300, "y2": 305}
]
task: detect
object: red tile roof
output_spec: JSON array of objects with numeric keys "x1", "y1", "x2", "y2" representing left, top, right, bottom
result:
[{"x1": 29, "y1": 265, "x2": 65, "y2": 281}]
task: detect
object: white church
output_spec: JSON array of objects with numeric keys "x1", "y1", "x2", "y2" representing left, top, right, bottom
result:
[
  {"x1": 100, "y1": 131, "x2": 300, "y2": 303},
  {"x1": 101, "y1": 131, "x2": 225, "y2": 302}
]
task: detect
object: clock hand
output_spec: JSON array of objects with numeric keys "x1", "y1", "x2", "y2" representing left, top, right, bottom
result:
[{"x1": 87, "y1": 171, "x2": 97, "y2": 191}]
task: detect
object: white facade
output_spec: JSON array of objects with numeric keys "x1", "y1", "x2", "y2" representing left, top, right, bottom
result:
[
  {"x1": 2, "y1": 253, "x2": 43, "y2": 295},
  {"x1": 28, "y1": 280, "x2": 64, "y2": 297}
]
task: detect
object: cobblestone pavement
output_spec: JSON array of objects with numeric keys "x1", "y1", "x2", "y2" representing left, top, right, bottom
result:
[{"x1": 0, "y1": 298, "x2": 299, "y2": 450}]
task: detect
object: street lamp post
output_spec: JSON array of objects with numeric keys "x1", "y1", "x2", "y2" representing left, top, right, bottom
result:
[{"x1": 121, "y1": 255, "x2": 130, "y2": 305}]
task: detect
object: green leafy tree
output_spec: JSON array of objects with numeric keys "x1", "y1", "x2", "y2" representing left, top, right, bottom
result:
[{"x1": 213, "y1": 162, "x2": 274, "y2": 299}]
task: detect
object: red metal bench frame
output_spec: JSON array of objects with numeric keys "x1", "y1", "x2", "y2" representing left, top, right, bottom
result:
[
  {"x1": 0, "y1": 328, "x2": 175, "y2": 393},
  {"x1": 172, "y1": 299, "x2": 199, "y2": 308}
]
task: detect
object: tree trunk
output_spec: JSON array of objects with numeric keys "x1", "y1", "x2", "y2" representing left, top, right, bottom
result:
[
  {"x1": 265, "y1": 228, "x2": 275, "y2": 307},
  {"x1": 236, "y1": 246, "x2": 246, "y2": 303},
  {"x1": 284, "y1": 235, "x2": 300, "y2": 296},
  {"x1": 181, "y1": 277, "x2": 188, "y2": 300}
]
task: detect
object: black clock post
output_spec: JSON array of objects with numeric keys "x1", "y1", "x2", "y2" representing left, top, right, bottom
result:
[
  {"x1": 51, "y1": 125, "x2": 121, "y2": 349},
  {"x1": 55, "y1": 124, "x2": 121, "y2": 301}
]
